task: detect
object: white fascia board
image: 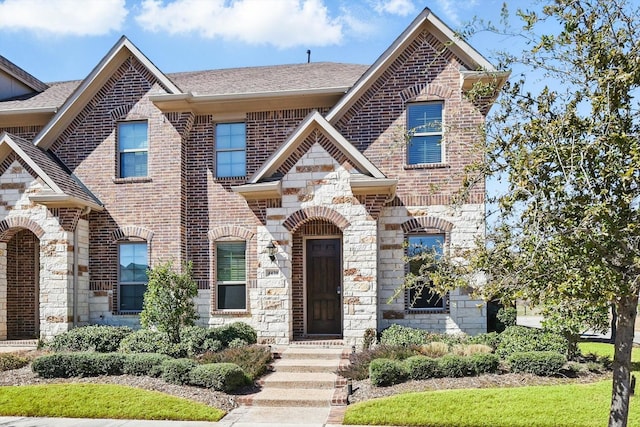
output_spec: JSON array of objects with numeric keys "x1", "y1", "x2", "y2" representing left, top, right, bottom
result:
[
  {"x1": 0, "y1": 107, "x2": 57, "y2": 116},
  {"x1": 149, "y1": 86, "x2": 350, "y2": 104},
  {"x1": 29, "y1": 193, "x2": 104, "y2": 211}
]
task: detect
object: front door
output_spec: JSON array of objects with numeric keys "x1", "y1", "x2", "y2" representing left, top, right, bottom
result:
[{"x1": 306, "y1": 238, "x2": 341, "y2": 335}]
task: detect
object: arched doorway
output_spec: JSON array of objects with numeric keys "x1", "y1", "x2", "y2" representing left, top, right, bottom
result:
[{"x1": 7, "y1": 229, "x2": 39, "y2": 339}]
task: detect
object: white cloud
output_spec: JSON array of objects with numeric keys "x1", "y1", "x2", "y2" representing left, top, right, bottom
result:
[
  {"x1": 0, "y1": 0, "x2": 127, "y2": 36},
  {"x1": 435, "y1": 0, "x2": 478, "y2": 27},
  {"x1": 135, "y1": 0, "x2": 344, "y2": 49},
  {"x1": 372, "y1": 0, "x2": 415, "y2": 17}
]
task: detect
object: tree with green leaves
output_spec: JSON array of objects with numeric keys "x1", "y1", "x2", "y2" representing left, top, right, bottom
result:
[
  {"x1": 140, "y1": 260, "x2": 198, "y2": 344},
  {"x1": 404, "y1": 1, "x2": 640, "y2": 425}
]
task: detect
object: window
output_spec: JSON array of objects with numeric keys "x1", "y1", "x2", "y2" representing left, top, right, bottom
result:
[
  {"x1": 216, "y1": 241, "x2": 246, "y2": 310},
  {"x1": 215, "y1": 123, "x2": 246, "y2": 178},
  {"x1": 118, "y1": 121, "x2": 148, "y2": 178},
  {"x1": 406, "y1": 234, "x2": 448, "y2": 311},
  {"x1": 407, "y1": 102, "x2": 443, "y2": 164},
  {"x1": 119, "y1": 242, "x2": 148, "y2": 312}
]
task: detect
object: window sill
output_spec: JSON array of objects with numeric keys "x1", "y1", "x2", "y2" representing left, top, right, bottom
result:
[
  {"x1": 113, "y1": 177, "x2": 152, "y2": 184},
  {"x1": 404, "y1": 163, "x2": 449, "y2": 170},
  {"x1": 405, "y1": 308, "x2": 450, "y2": 315},
  {"x1": 211, "y1": 310, "x2": 251, "y2": 317}
]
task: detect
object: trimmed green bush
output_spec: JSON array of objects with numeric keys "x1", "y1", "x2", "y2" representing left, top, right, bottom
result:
[
  {"x1": 369, "y1": 358, "x2": 408, "y2": 386},
  {"x1": 496, "y1": 307, "x2": 517, "y2": 327},
  {"x1": 189, "y1": 363, "x2": 248, "y2": 392},
  {"x1": 123, "y1": 353, "x2": 171, "y2": 376},
  {"x1": 48, "y1": 325, "x2": 132, "y2": 353},
  {"x1": 404, "y1": 355, "x2": 438, "y2": 380},
  {"x1": 380, "y1": 324, "x2": 428, "y2": 346},
  {"x1": 507, "y1": 351, "x2": 567, "y2": 376},
  {"x1": 119, "y1": 329, "x2": 186, "y2": 357},
  {"x1": 469, "y1": 353, "x2": 500, "y2": 375},
  {"x1": 0, "y1": 353, "x2": 30, "y2": 372},
  {"x1": 32, "y1": 352, "x2": 125, "y2": 378},
  {"x1": 211, "y1": 322, "x2": 257, "y2": 346},
  {"x1": 339, "y1": 345, "x2": 419, "y2": 381},
  {"x1": 496, "y1": 326, "x2": 567, "y2": 358},
  {"x1": 437, "y1": 354, "x2": 472, "y2": 378},
  {"x1": 160, "y1": 358, "x2": 198, "y2": 385},
  {"x1": 198, "y1": 345, "x2": 272, "y2": 381},
  {"x1": 468, "y1": 332, "x2": 501, "y2": 350}
]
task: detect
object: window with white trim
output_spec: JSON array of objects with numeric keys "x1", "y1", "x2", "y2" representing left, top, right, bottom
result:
[
  {"x1": 406, "y1": 234, "x2": 449, "y2": 311},
  {"x1": 118, "y1": 242, "x2": 148, "y2": 312},
  {"x1": 407, "y1": 102, "x2": 443, "y2": 164},
  {"x1": 215, "y1": 123, "x2": 246, "y2": 178},
  {"x1": 118, "y1": 121, "x2": 148, "y2": 178},
  {"x1": 216, "y1": 241, "x2": 246, "y2": 310}
]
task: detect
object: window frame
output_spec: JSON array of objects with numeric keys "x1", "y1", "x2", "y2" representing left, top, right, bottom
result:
[
  {"x1": 117, "y1": 121, "x2": 149, "y2": 178},
  {"x1": 404, "y1": 233, "x2": 449, "y2": 313},
  {"x1": 215, "y1": 240, "x2": 247, "y2": 311},
  {"x1": 406, "y1": 102, "x2": 444, "y2": 165},
  {"x1": 215, "y1": 122, "x2": 246, "y2": 179},
  {"x1": 117, "y1": 240, "x2": 149, "y2": 314}
]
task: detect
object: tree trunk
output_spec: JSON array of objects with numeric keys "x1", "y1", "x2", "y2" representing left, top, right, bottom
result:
[
  {"x1": 611, "y1": 303, "x2": 617, "y2": 344},
  {"x1": 609, "y1": 293, "x2": 638, "y2": 427}
]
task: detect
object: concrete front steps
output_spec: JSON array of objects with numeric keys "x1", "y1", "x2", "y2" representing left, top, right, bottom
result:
[{"x1": 238, "y1": 345, "x2": 349, "y2": 408}]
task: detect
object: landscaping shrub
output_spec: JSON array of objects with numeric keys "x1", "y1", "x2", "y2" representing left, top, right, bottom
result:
[
  {"x1": 452, "y1": 344, "x2": 493, "y2": 356},
  {"x1": 160, "y1": 358, "x2": 198, "y2": 385},
  {"x1": 198, "y1": 345, "x2": 272, "y2": 381},
  {"x1": 507, "y1": 351, "x2": 567, "y2": 376},
  {"x1": 419, "y1": 342, "x2": 449, "y2": 358},
  {"x1": 122, "y1": 353, "x2": 170, "y2": 376},
  {"x1": 179, "y1": 326, "x2": 208, "y2": 356},
  {"x1": 380, "y1": 324, "x2": 428, "y2": 346},
  {"x1": 189, "y1": 363, "x2": 248, "y2": 392},
  {"x1": 339, "y1": 345, "x2": 419, "y2": 381},
  {"x1": 468, "y1": 332, "x2": 501, "y2": 350},
  {"x1": 363, "y1": 328, "x2": 377, "y2": 350},
  {"x1": 496, "y1": 307, "x2": 517, "y2": 327},
  {"x1": 211, "y1": 322, "x2": 257, "y2": 346},
  {"x1": 0, "y1": 353, "x2": 30, "y2": 371},
  {"x1": 404, "y1": 355, "x2": 438, "y2": 380},
  {"x1": 369, "y1": 358, "x2": 408, "y2": 386},
  {"x1": 496, "y1": 326, "x2": 567, "y2": 358},
  {"x1": 119, "y1": 329, "x2": 186, "y2": 357},
  {"x1": 228, "y1": 338, "x2": 248, "y2": 348},
  {"x1": 48, "y1": 325, "x2": 132, "y2": 353},
  {"x1": 437, "y1": 354, "x2": 472, "y2": 378},
  {"x1": 32, "y1": 352, "x2": 125, "y2": 378},
  {"x1": 468, "y1": 353, "x2": 500, "y2": 375}
]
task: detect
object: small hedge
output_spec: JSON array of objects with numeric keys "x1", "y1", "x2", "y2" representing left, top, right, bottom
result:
[
  {"x1": 211, "y1": 322, "x2": 257, "y2": 346},
  {"x1": 405, "y1": 355, "x2": 438, "y2": 380},
  {"x1": 48, "y1": 325, "x2": 133, "y2": 353},
  {"x1": 189, "y1": 363, "x2": 248, "y2": 392},
  {"x1": 122, "y1": 353, "x2": 170, "y2": 377},
  {"x1": 508, "y1": 351, "x2": 567, "y2": 376},
  {"x1": 369, "y1": 358, "x2": 408, "y2": 386},
  {"x1": 437, "y1": 354, "x2": 472, "y2": 378},
  {"x1": 469, "y1": 353, "x2": 500, "y2": 375},
  {"x1": 32, "y1": 352, "x2": 126, "y2": 378},
  {"x1": 496, "y1": 326, "x2": 567, "y2": 358},
  {"x1": 118, "y1": 329, "x2": 186, "y2": 357},
  {"x1": 0, "y1": 353, "x2": 30, "y2": 372},
  {"x1": 160, "y1": 358, "x2": 198, "y2": 385},
  {"x1": 380, "y1": 324, "x2": 428, "y2": 347},
  {"x1": 198, "y1": 345, "x2": 272, "y2": 381}
]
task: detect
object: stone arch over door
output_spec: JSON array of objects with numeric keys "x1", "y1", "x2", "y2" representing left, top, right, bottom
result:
[{"x1": 0, "y1": 218, "x2": 46, "y2": 340}]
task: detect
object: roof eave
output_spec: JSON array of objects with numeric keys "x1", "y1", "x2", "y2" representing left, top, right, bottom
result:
[
  {"x1": 29, "y1": 193, "x2": 104, "y2": 212},
  {"x1": 232, "y1": 181, "x2": 281, "y2": 200},
  {"x1": 460, "y1": 70, "x2": 511, "y2": 93},
  {"x1": 350, "y1": 177, "x2": 397, "y2": 196}
]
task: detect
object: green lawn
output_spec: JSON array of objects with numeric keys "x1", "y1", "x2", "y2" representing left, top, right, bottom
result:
[
  {"x1": 343, "y1": 342, "x2": 640, "y2": 426},
  {"x1": 0, "y1": 384, "x2": 224, "y2": 421}
]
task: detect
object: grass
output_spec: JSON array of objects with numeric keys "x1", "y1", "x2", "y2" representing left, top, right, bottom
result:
[
  {"x1": 0, "y1": 383, "x2": 224, "y2": 421},
  {"x1": 344, "y1": 342, "x2": 640, "y2": 426}
]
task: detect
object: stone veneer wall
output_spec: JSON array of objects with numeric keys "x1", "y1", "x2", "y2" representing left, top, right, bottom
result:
[{"x1": 378, "y1": 203, "x2": 486, "y2": 335}]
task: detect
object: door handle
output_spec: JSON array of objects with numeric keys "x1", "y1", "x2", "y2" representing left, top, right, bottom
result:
[{"x1": 337, "y1": 286, "x2": 341, "y2": 295}]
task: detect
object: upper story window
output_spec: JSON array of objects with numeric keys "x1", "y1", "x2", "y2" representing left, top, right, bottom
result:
[
  {"x1": 118, "y1": 121, "x2": 148, "y2": 178},
  {"x1": 407, "y1": 102, "x2": 443, "y2": 165},
  {"x1": 215, "y1": 123, "x2": 246, "y2": 178},
  {"x1": 216, "y1": 241, "x2": 247, "y2": 310},
  {"x1": 118, "y1": 241, "x2": 148, "y2": 313},
  {"x1": 406, "y1": 234, "x2": 448, "y2": 312}
]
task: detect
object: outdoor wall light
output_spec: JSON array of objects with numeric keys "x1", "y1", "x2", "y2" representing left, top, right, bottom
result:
[{"x1": 266, "y1": 241, "x2": 277, "y2": 261}]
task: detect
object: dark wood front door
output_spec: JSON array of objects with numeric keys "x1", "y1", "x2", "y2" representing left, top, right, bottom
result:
[{"x1": 306, "y1": 238, "x2": 341, "y2": 335}]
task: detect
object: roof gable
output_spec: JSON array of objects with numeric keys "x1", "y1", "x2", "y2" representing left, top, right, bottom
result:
[
  {"x1": 33, "y1": 36, "x2": 182, "y2": 149},
  {"x1": 0, "y1": 132, "x2": 102, "y2": 210},
  {"x1": 0, "y1": 55, "x2": 49, "y2": 101},
  {"x1": 326, "y1": 7, "x2": 507, "y2": 123}
]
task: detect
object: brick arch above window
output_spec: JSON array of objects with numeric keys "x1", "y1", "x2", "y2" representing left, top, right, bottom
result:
[
  {"x1": 0, "y1": 216, "x2": 46, "y2": 242},
  {"x1": 111, "y1": 225, "x2": 154, "y2": 243},
  {"x1": 208, "y1": 225, "x2": 255, "y2": 241},
  {"x1": 283, "y1": 206, "x2": 350, "y2": 233},
  {"x1": 401, "y1": 216, "x2": 454, "y2": 234},
  {"x1": 400, "y1": 83, "x2": 454, "y2": 103}
]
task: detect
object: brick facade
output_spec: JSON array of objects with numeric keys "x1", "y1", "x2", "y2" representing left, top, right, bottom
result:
[{"x1": 0, "y1": 9, "x2": 500, "y2": 344}]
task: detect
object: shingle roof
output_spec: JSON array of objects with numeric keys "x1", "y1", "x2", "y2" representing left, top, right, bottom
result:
[
  {"x1": 2, "y1": 132, "x2": 102, "y2": 207},
  {"x1": 0, "y1": 62, "x2": 368, "y2": 112},
  {"x1": 0, "y1": 55, "x2": 49, "y2": 93}
]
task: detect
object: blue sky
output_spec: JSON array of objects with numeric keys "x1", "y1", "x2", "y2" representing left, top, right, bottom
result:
[{"x1": 0, "y1": 0, "x2": 509, "y2": 83}]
